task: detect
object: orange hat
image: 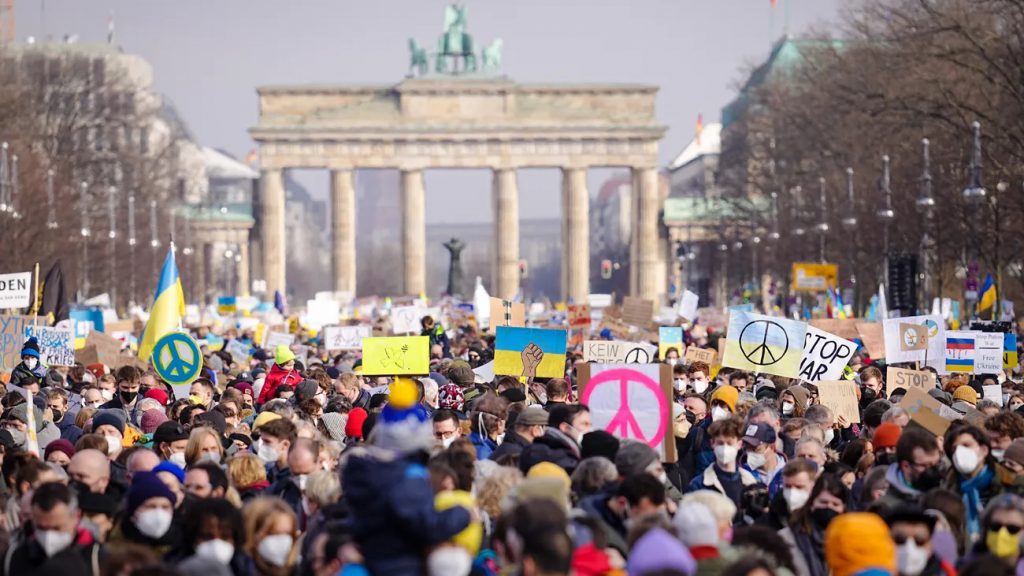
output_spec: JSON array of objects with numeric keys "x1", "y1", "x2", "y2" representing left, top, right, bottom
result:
[
  {"x1": 871, "y1": 422, "x2": 902, "y2": 450},
  {"x1": 825, "y1": 513, "x2": 896, "y2": 576},
  {"x1": 953, "y1": 385, "x2": 977, "y2": 406},
  {"x1": 711, "y1": 385, "x2": 739, "y2": 412}
]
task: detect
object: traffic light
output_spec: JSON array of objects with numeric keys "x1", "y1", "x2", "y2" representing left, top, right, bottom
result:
[
  {"x1": 887, "y1": 253, "x2": 918, "y2": 314},
  {"x1": 600, "y1": 259, "x2": 613, "y2": 279},
  {"x1": 518, "y1": 259, "x2": 529, "y2": 279}
]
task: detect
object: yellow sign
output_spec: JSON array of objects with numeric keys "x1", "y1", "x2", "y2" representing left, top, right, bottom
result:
[
  {"x1": 361, "y1": 336, "x2": 430, "y2": 376},
  {"x1": 791, "y1": 262, "x2": 838, "y2": 292}
]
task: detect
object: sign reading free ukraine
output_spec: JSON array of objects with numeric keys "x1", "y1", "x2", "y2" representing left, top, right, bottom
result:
[{"x1": 494, "y1": 327, "x2": 567, "y2": 379}]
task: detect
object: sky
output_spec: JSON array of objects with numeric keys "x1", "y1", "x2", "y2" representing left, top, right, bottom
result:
[{"x1": 15, "y1": 0, "x2": 842, "y2": 223}]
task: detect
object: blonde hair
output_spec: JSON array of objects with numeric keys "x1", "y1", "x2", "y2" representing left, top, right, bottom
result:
[
  {"x1": 477, "y1": 466, "x2": 522, "y2": 520},
  {"x1": 227, "y1": 453, "x2": 267, "y2": 489},
  {"x1": 184, "y1": 426, "x2": 223, "y2": 467},
  {"x1": 242, "y1": 497, "x2": 297, "y2": 567},
  {"x1": 338, "y1": 372, "x2": 360, "y2": 393},
  {"x1": 305, "y1": 470, "x2": 341, "y2": 507},
  {"x1": 680, "y1": 490, "x2": 737, "y2": 528},
  {"x1": 75, "y1": 407, "x2": 97, "y2": 429}
]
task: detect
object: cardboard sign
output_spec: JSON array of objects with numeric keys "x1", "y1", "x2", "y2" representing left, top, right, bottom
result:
[
  {"x1": 816, "y1": 380, "x2": 861, "y2": 424},
  {"x1": 697, "y1": 307, "x2": 727, "y2": 332},
  {"x1": 596, "y1": 318, "x2": 631, "y2": 340},
  {"x1": 677, "y1": 290, "x2": 699, "y2": 322},
  {"x1": 24, "y1": 325, "x2": 74, "y2": 366},
  {"x1": 0, "y1": 272, "x2": 31, "y2": 310},
  {"x1": 659, "y1": 327, "x2": 684, "y2": 360},
  {"x1": 568, "y1": 304, "x2": 592, "y2": 329},
  {"x1": 1, "y1": 315, "x2": 36, "y2": 372},
  {"x1": 791, "y1": 262, "x2": 838, "y2": 292},
  {"x1": 944, "y1": 330, "x2": 978, "y2": 373},
  {"x1": 883, "y1": 315, "x2": 945, "y2": 369},
  {"x1": 622, "y1": 297, "x2": 654, "y2": 328},
  {"x1": 685, "y1": 346, "x2": 717, "y2": 366},
  {"x1": 488, "y1": 298, "x2": 526, "y2": 333},
  {"x1": 494, "y1": 327, "x2": 567, "y2": 379},
  {"x1": 578, "y1": 363, "x2": 676, "y2": 462},
  {"x1": 900, "y1": 386, "x2": 952, "y2": 437},
  {"x1": 360, "y1": 336, "x2": 430, "y2": 376},
  {"x1": 322, "y1": 325, "x2": 371, "y2": 351},
  {"x1": 798, "y1": 326, "x2": 855, "y2": 383},
  {"x1": 886, "y1": 366, "x2": 936, "y2": 396},
  {"x1": 83, "y1": 330, "x2": 124, "y2": 366},
  {"x1": 225, "y1": 339, "x2": 250, "y2": 365},
  {"x1": 583, "y1": 340, "x2": 659, "y2": 364},
  {"x1": 722, "y1": 311, "x2": 806, "y2": 378},
  {"x1": 809, "y1": 318, "x2": 860, "y2": 341},
  {"x1": 855, "y1": 322, "x2": 885, "y2": 359}
]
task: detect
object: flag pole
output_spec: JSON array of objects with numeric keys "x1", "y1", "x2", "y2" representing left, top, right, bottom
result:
[{"x1": 31, "y1": 262, "x2": 40, "y2": 325}]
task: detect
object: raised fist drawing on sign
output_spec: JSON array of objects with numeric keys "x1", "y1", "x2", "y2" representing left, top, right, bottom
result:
[{"x1": 521, "y1": 342, "x2": 544, "y2": 378}]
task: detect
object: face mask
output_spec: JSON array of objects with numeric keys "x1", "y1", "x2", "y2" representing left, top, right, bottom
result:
[
  {"x1": 195, "y1": 538, "x2": 235, "y2": 565},
  {"x1": 25, "y1": 358, "x2": 38, "y2": 370},
  {"x1": 714, "y1": 444, "x2": 738, "y2": 466},
  {"x1": 105, "y1": 435, "x2": 122, "y2": 456},
  {"x1": 427, "y1": 546, "x2": 472, "y2": 576},
  {"x1": 711, "y1": 406, "x2": 729, "y2": 422},
  {"x1": 953, "y1": 445, "x2": 980, "y2": 475},
  {"x1": 441, "y1": 436, "x2": 456, "y2": 449},
  {"x1": 85, "y1": 401, "x2": 102, "y2": 409},
  {"x1": 258, "y1": 443, "x2": 280, "y2": 464},
  {"x1": 36, "y1": 529, "x2": 73, "y2": 557},
  {"x1": 746, "y1": 451, "x2": 767, "y2": 470},
  {"x1": 50, "y1": 408, "x2": 63, "y2": 423},
  {"x1": 1004, "y1": 393, "x2": 1012, "y2": 406},
  {"x1": 120, "y1": 390, "x2": 138, "y2": 404},
  {"x1": 781, "y1": 401, "x2": 794, "y2": 415},
  {"x1": 169, "y1": 451, "x2": 187, "y2": 468},
  {"x1": 783, "y1": 487, "x2": 810, "y2": 511},
  {"x1": 986, "y1": 527, "x2": 1021, "y2": 559},
  {"x1": 537, "y1": 393, "x2": 547, "y2": 405},
  {"x1": 667, "y1": 358, "x2": 678, "y2": 366},
  {"x1": 201, "y1": 452, "x2": 221, "y2": 464},
  {"x1": 674, "y1": 379, "x2": 686, "y2": 392},
  {"x1": 100, "y1": 389, "x2": 114, "y2": 401},
  {"x1": 811, "y1": 507, "x2": 839, "y2": 529},
  {"x1": 6, "y1": 429, "x2": 25, "y2": 447},
  {"x1": 993, "y1": 449, "x2": 1006, "y2": 462},
  {"x1": 897, "y1": 540, "x2": 930, "y2": 576},
  {"x1": 134, "y1": 508, "x2": 173, "y2": 539},
  {"x1": 315, "y1": 393, "x2": 328, "y2": 407},
  {"x1": 693, "y1": 379, "x2": 709, "y2": 394},
  {"x1": 495, "y1": 433, "x2": 505, "y2": 445},
  {"x1": 913, "y1": 466, "x2": 944, "y2": 491},
  {"x1": 824, "y1": 429, "x2": 835, "y2": 445},
  {"x1": 876, "y1": 452, "x2": 895, "y2": 467},
  {"x1": 293, "y1": 474, "x2": 308, "y2": 491},
  {"x1": 257, "y1": 534, "x2": 293, "y2": 567}
]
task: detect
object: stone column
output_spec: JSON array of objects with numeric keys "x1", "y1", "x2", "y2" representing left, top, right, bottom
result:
[
  {"x1": 194, "y1": 238, "x2": 206, "y2": 306},
  {"x1": 202, "y1": 242, "x2": 214, "y2": 304},
  {"x1": 492, "y1": 168, "x2": 520, "y2": 300},
  {"x1": 401, "y1": 169, "x2": 426, "y2": 295},
  {"x1": 330, "y1": 169, "x2": 357, "y2": 294},
  {"x1": 260, "y1": 169, "x2": 287, "y2": 297},
  {"x1": 561, "y1": 167, "x2": 590, "y2": 302},
  {"x1": 633, "y1": 167, "x2": 661, "y2": 302},
  {"x1": 237, "y1": 235, "x2": 250, "y2": 296}
]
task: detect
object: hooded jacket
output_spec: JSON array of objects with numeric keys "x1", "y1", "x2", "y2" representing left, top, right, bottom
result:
[
  {"x1": 2, "y1": 525, "x2": 101, "y2": 576},
  {"x1": 257, "y1": 364, "x2": 302, "y2": 406}
]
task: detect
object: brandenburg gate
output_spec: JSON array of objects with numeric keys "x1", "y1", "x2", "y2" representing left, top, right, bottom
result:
[{"x1": 249, "y1": 6, "x2": 666, "y2": 303}]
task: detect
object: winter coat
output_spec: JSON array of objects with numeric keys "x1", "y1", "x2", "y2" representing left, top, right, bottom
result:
[
  {"x1": 342, "y1": 446, "x2": 470, "y2": 576},
  {"x1": 266, "y1": 476, "x2": 305, "y2": 528},
  {"x1": 2, "y1": 526, "x2": 101, "y2": 576},
  {"x1": 469, "y1": 432, "x2": 497, "y2": 460},
  {"x1": 489, "y1": 431, "x2": 531, "y2": 462},
  {"x1": 98, "y1": 394, "x2": 144, "y2": 427},
  {"x1": 577, "y1": 491, "x2": 629, "y2": 556},
  {"x1": 257, "y1": 364, "x2": 302, "y2": 406},
  {"x1": 9, "y1": 362, "x2": 44, "y2": 388},
  {"x1": 518, "y1": 427, "x2": 581, "y2": 475},
  {"x1": 57, "y1": 417, "x2": 83, "y2": 444},
  {"x1": 874, "y1": 463, "x2": 924, "y2": 517}
]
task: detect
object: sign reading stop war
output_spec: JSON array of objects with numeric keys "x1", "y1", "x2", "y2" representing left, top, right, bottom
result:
[
  {"x1": 798, "y1": 326, "x2": 855, "y2": 383},
  {"x1": 886, "y1": 366, "x2": 936, "y2": 396},
  {"x1": 579, "y1": 363, "x2": 676, "y2": 462},
  {"x1": 583, "y1": 340, "x2": 658, "y2": 364}
]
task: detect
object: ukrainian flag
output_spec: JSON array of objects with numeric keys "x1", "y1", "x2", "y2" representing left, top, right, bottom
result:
[
  {"x1": 494, "y1": 327, "x2": 567, "y2": 379},
  {"x1": 979, "y1": 274, "x2": 996, "y2": 312},
  {"x1": 138, "y1": 247, "x2": 186, "y2": 362}
]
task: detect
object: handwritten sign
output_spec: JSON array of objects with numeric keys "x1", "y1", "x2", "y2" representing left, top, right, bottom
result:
[
  {"x1": 809, "y1": 318, "x2": 860, "y2": 341},
  {"x1": 77, "y1": 330, "x2": 124, "y2": 367},
  {"x1": 816, "y1": 380, "x2": 861, "y2": 424},
  {"x1": 984, "y1": 384, "x2": 1003, "y2": 406},
  {"x1": 659, "y1": 327, "x2": 684, "y2": 360},
  {"x1": 0, "y1": 272, "x2": 31, "y2": 310},
  {"x1": 488, "y1": 298, "x2": 525, "y2": 333},
  {"x1": 855, "y1": 322, "x2": 885, "y2": 359},
  {"x1": 361, "y1": 336, "x2": 430, "y2": 376},
  {"x1": 390, "y1": 306, "x2": 422, "y2": 335},
  {"x1": 0, "y1": 315, "x2": 35, "y2": 372},
  {"x1": 583, "y1": 340, "x2": 659, "y2": 364},
  {"x1": 579, "y1": 363, "x2": 675, "y2": 462},
  {"x1": 494, "y1": 327, "x2": 567, "y2": 379},
  {"x1": 622, "y1": 297, "x2": 654, "y2": 328},
  {"x1": 883, "y1": 315, "x2": 945, "y2": 369},
  {"x1": 798, "y1": 326, "x2": 855, "y2": 383},
  {"x1": 225, "y1": 339, "x2": 251, "y2": 365},
  {"x1": 685, "y1": 346, "x2": 716, "y2": 366},
  {"x1": 886, "y1": 366, "x2": 936, "y2": 396},
  {"x1": 322, "y1": 325, "x2": 371, "y2": 351},
  {"x1": 568, "y1": 304, "x2": 592, "y2": 329},
  {"x1": 264, "y1": 331, "x2": 294, "y2": 350},
  {"x1": 24, "y1": 325, "x2": 74, "y2": 367},
  {"x1": 976, "y1": 332, "x2": 1004, "y2": 373}
]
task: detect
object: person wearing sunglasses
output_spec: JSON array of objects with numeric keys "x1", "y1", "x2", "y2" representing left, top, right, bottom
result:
[
  {"x1": 966, "y1": 494, "x2": 1024, "y2": 567},
  {"x1": 886, "y1": 505, "x2": 956, "y2": 576}
]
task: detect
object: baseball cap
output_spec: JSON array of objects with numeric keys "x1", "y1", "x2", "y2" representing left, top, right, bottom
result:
[{"x1": 742, "y1": 422, "x2": 777, "y2": 448}]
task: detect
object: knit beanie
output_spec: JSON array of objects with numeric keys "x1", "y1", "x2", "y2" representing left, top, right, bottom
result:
[
  {"x1": 20, "y1": 337, "x2": 40, "y2": 359},
  {"x1": 274, "y1": 344, "x2": 295, "y2": 366},
  {"x1": 126, "y1": 471, "x2": 176, "y2": 519},
  {"x1": 1005, "y1": 439, "x2": 1024, "y2": 469},
  {"x1": 673, "y1": 501, "x2": 719, "y2": 548},
  {"x1": 320, "y1": 412, "x2": 347, "y2": 442},
  {"x1": 626, "y1": 528, "x2": 697, "y2": 576},
  {"x1": 581, "y1": 430, "x2": 620, "y2": 461},
  {"x1": 153, "y1": 460, "x2": 185, "y2": 483},
  {"x1": 91, "y1": 410, "x2": 125, "y2": 436},
  {"x1": 44, "y1": 439, "x2": 76, "y2": 462},
  {"x1": 711, "y1": 385, "x2": 739, "y2": 412},
  {"x1": 526, "y1": 462, "x2": 571, "y2": 491},
  {"x1": 9, "y1": 403, "x2": 44, "y2": 432},
  {"x1": 233, "y1": 381, "x2": 254, "y2": 397},
  {"x1": 140, "y1": 409, "x2": 168, "y2": 434},
  {"x1": 614, "y1": 440, "x2": 659, "y2": 478},
  {"x1": 253, "y1": 411, "x2": 281, "y2": 430},
  {"x1": 439, "y1": 383, "x2": 465, "y2": 411},
  {"x1": 144, "y1": 388, "x2": 169, "y2": 406},
  {"x1": 871, "y1": 422, "x2": 902, "y2": 451},
  {"x1": 345, "y1": 408, "x2": 368, "y2": 440},
  {"x1": 953, "y1": 385, "x2": 977, "y2": 406},
  {"x1": 370, "y1": 380, "x2": 433, "y2": 453},
  {"x1": 825, "y1": 512, "x2": 897, "y2": 576},
  {"x1": 785, "y1": 385, "x2": 810, "y2": 409}
]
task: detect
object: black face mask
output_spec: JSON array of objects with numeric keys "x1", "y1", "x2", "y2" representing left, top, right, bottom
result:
[
  {"x1": 120, "y1": 390, "x2": 138, "y2": 404},
  {"x1": 875, "y1": 452, "x2": 896, "y2": 467},
  {"x1": 812, "y1": 507, "x2": 840, "y2": 529},
  {"x1": 50, "y1": 408, "x2": 63, "y2": 423},
  {"x1": 912, "y1": 465, "x2": 944, "y2": 492}
]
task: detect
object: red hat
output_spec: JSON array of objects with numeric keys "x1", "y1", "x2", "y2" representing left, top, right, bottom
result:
[
  {"x1": 872, "y1": 422, "x2": 902, "y2": 450},
  {"x1": 345, "y1": 408, "x2": 369, "y2": 440},
  {"x1": 86, "y1": 363, "x2": 109, "y2": 379},
  {"x1": 144, "y1": 388, "x2": 169, "y2": 406},
  {"x1": 44, "y1": 439, "x2": 76, "y2": 462}
]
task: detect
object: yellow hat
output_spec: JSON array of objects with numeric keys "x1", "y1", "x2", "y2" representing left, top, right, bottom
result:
[
  {"x1": 527, "y1": 462, "x2": 571, "y2": 491},
  {"x1": 434, "y1": 490, "x2": 482, "y2": 555},
  {"x1": 711, "y1": 385, "x2": 739, "y2": 412},
  {"x1": 253, "y1": 411, "x2": 282, "y2": 430},
  {"x1": 953, "y1": 385, "x2": 977, "y2": 406},
  {"x1": 825, "y1": 512, "x2": 896, "y2": 576}
]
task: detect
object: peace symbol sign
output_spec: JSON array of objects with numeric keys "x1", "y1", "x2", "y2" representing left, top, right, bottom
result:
[
  {"x1": 581, "y1": 367, "x2": 668, "y2": 448},
  {"x1": 624, "y1": 347, "x2": 651, "y2": 364},
  {"x1": 739, "y1": 320, "x2": 789, "y2": 366},
  {"x1": 902, "y1": 328, "x2": 920, "y2": 349},
  {"x1": 152, "y1": 332, "x2": 202, "y2": 386}
]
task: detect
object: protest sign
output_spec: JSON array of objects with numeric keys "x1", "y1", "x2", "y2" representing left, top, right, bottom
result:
[
  {"x1": 791, "y1": 262, "x2": 838, "y2": 292},
  {"x1": 568, "y1": 304, "x2": 591, "y2": 329},
  {"x1": 1006, "y1": 333, "x2": 1019, "y2": 369},
  {"x1": 304, "y1": 299, "x2": 341, "y2": 329},
  {"x1": 495, "y1": 328, "x2": 567, "y2": 379},
  {"x1": 696, "y1": 307, "x2": 727, "y2": 332},
  {"x1": 226, "y1": 339, "x2": 250, "y2": 365},
  {"x1": 886, "y1": 367, "x2": 936, "y2": 396},
  {"x1": 983, "y1": 384, "x2": 1003, "y2": 406},
  {"x1": 152, "y1": 332, "x2": 203, "y2": 386},
  {"x1": 579, "y1": 363, "x2": 675, "y2": 462},
  {"x1": 390, "y1": 306, "x2": 422, "y2": 334},
  {"x1": 900, "y1": 386, "x2": 953, "y2": 437},
  {"x1": 944, "y1": 330, "x2": 977, "y2": 373},
  {"x1": 361, "y1": 336, "x2": 430, "y2": 376},
  {"x1": 0, "y1": 272, "x2": 30, "y2": 310},
  {"x1": 473, "y1": 361, "x2": 495, "y2": 384},
  {"x1": 622, "y1": 297, "x2": 654, "y2": 327},
  {"x1": 685, "y1": 346, "x2": 717, "y2": 366},
  {"x1": 883, "y1": 315, "x2": 945, "y2": 369},
  {"x1": 677, "y1": 290, "x2": 699, "y2": 322},
  {"x1": 322, "y1": 325, "x2": 371, "y2": 351},
  {"x1": 809, "y1": 318, "x2": 860, "y2": 341},
  {"x1": 81, "y1": 330, "x2": 124, "y2": 366},
  {"x1": 264, "y1": 331, "x2": 294, "y2": 350},
  {"x1": 24, "y1": 325, "x2": 74, "y2": 366},
  {"x1": 659, "y1": 327, "x2": 684, "y2": 360},
  {"x1": 217, "y1": 297, "x2": 237, "y2": 315},
  {"x1": 722, "y1": 311, "x2": 806, "y2": 378},
  {"x1": 488, "y1": 298, "x2": 526, "y2": 333},
  {"x1": 596, "y1": 318, "x2": 630, "y2": 340},
  {"x1": 855, "y1": 322, "x2": 885, "y2": 359},
  {"x1": 816, "y1": 381, "x2": 861, "y2": 424},
  {"x1": 976, "y1": 332, "x2": 1004, "y2": 373},
  {"x1": 588, "y1": 294, "x2": 613, "y2": 309},
  {"x1": 798, "y1": 325, "x2": 855, "y2": 383},
  {"x1": 583, "y1": 340, "x2": 659, "y2": 364}
]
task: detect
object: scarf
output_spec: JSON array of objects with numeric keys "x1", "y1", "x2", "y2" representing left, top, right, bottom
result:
[{"x1": 960, "y1": 464, "x2": 995, "y2": 542}]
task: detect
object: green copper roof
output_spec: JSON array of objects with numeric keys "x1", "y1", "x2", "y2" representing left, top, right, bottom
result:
[
  {"x1": 174, "y1": 203, "x2": 254, "y2": 223},
  {"x1": 663, "y1": 196, "x2": 769, "y2": 224}
]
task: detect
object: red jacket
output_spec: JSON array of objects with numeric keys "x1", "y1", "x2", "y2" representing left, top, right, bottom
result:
[{"x1": 258, "y1": 364, "x2": 302, "y2": 405}]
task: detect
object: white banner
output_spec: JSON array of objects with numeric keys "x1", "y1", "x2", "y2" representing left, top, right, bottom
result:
[
  {"x1": 322, "y1": 325, "x2": 371, "y2": 351},
  {"x1": 24, "y1": 325, "x2": 75, "y2": 366},
  {"x1": 0, "y1": 272, "x2": 31, "y2": 310},
  {"x1": 583, "y1": 340, "x2": 659, "y2": 364},
  {"x1": 798, "y1": 326, "x2": 856, "y2": 383}
]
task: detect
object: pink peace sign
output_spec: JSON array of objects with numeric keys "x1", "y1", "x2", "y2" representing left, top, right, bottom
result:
[{"x1": 581, "y1": 367, "x2": 668, "y2": 449}]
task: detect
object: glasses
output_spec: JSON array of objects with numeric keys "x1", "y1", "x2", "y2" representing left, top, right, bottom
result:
[
  {"x1": 990, "y1": 522, "x2": 1024, "y2": 535},
  {"x1": 893, "y1": 533, "x2": 929, "y2": 546}
]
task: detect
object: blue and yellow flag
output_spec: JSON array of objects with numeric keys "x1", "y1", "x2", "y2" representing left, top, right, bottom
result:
[
  {"x1": 979, "y1": 274, "x2": 996, "y2": 312},
  {"x1": 138, "y1": 247, "x2": 186, "y2": 362},
  {"x1": 721, "y1": 311, "x2": 806, "y2": 378},
  {"x1": 494, "y1": 327, "x2": 567, "y2": 379}
]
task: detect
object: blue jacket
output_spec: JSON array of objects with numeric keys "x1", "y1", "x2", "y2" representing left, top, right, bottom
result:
[
  {"x1": 343, "y1": 449, "x2": 470, "y2": 576},
  {"x1": 469, "y1": 432, "x2": 497, "y2": 460}
]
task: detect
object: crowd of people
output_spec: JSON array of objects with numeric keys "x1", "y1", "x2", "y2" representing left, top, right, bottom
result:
[{"x1": 2, "y1": 313, "x2": 1024, "y2": 576}]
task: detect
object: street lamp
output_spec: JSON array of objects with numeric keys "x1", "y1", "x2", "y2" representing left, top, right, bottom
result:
[
  {"x1": 917, "y1": 138, "x2": 936, "y2": 312},
  {"x1": 128, "y1": 194, "x2": 136, "y2": 305},
  {"x1": 815, "y1": 176, "x2": 829, "y2": 262},
  {"x1": 792, "y1": 185, "x2": 805, "y2": 237},
  {"x1": 876, "y1": 154, "x2": 895, "y2": 257},
  {"x1": 768, "y1": 192, "x2": 781, "y2": 241},
  {"x1": 962, "y1": 122, "x2": 987, "y2": 311},
  {"x1": 46, "y1": 170, "x2": 58, "y2": 229},
  {"x1": 841, "y1": 168, "x2": 857, "y2": 230},
  {"x1": 9, "y1": 153, "x2": 18, "y2": 219},
  {"x1": 79, "y1": 181, "x2": 91, "y2": 297},
  {"x1": 108, "y1": 186, "x2": 117, "y2": 309}
]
